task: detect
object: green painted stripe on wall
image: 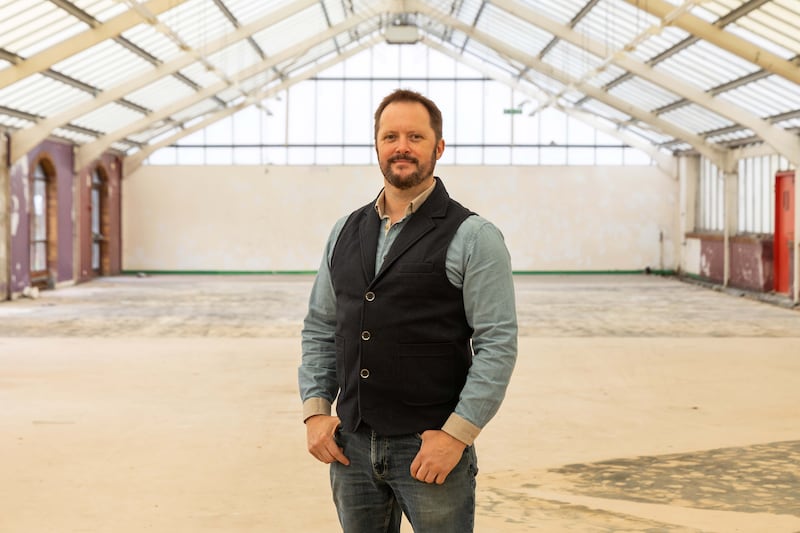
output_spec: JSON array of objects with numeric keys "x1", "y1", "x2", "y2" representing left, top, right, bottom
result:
[
  {"x1": 121, "y1": 270, "x2": 318, "y2": 276},
  {"x1": 124, "y1": 269, "x2": 676, "y2": 276}
]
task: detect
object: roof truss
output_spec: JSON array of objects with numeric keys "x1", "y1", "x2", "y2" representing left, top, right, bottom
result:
[{"x1": 0, "y1": 0, "x2": 797, "y2": 169}]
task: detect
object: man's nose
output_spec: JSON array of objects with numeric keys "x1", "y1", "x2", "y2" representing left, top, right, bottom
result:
[{"x1": 395, "y1": 137, "x2": 411, "y2": 153}]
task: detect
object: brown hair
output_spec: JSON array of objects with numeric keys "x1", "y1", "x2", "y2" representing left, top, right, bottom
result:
[{"x1": 373, "y1": 89, "x2": 443, "y2": 142}]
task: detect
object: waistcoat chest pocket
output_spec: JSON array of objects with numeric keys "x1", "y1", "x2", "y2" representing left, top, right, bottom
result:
[
  {"x1": 398, "y1": 343, "x2": 458, "y2": 406},
  {"x1": 398, "y1": 262, "x2": 435, "y2": 273}
]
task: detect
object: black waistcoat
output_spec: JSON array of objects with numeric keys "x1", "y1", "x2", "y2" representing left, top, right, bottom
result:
[{"x1": 330, "y1": 178, "x2": 475, "y2": 436}]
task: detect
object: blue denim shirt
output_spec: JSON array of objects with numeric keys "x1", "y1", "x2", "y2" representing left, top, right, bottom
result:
[{"x1": 299, "y1": 187, "x2": 518, "y2": 445}]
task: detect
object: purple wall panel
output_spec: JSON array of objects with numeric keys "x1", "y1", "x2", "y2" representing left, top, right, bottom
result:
[
  {"x1": 8, "y1": 159, "x2": 29, "y2": 293},
  {"x1": 8, "y1": 140, "x2": 75, "y2": 292}
]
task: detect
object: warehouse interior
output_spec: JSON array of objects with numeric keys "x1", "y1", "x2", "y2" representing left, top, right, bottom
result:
[{"x1": 1, "y1": 1, "x2": 800, "y2": 531}]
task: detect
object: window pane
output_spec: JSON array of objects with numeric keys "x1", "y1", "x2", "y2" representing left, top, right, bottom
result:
[
  {"x1": 92, "y1": 242, "x2": 100, "y2": 270},
  {"x1": 455, "y1": 80, "x2": 483, "y2": 145},
  {"x1": 316, "y1": 80, "x2": 344, "y2": 144},
  {"x1": 344, "y1": 81, "x2": 372, "y2": 144},
  {"x1": 540, "y1": 147, "x2": 567, "y2": 165},
  {"x1": 177, "y1": 147, "x2": 205, "y2": 164},
  {"x1": 287, "y1": 83, "x2": 315, "y2": 144},
  {"x1": 205, "y1": 147, "x2": 233, "y2": 165},
  {"x1": 513, "y1": 147, "x2": 540, "y2": 165},
  {"x1": 233, "y1": 147, "x2": 261, "y2": 165},
  {"x1": 484, "y1": 147, "x2": 510, "y2": 165},
  {"x1": 92, "y1": 188, "x2": 101, "y2": 234},
  {"x1": 32, "y1": 242, "x2": 47, "y2": 271},
  {"x1": 568, "y1": 147, "x2": 595, "y2": 165}
]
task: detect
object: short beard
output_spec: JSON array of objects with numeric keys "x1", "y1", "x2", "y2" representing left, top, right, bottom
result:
[{"x1": 380, "y1": 148, "x2": 437, "y2": 190}]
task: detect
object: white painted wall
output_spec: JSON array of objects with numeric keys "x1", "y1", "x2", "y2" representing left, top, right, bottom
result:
[
  {"x1": 682, "y1": 237, "x2": 702, "y2": 276},
  {"x1": 122, "y1": 164, "x2": 677, "y2": 272}
]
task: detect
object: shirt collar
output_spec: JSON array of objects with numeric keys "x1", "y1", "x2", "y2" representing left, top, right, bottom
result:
[{"x1": 374, "y1": 179, "x2": 437, "y2": 220}]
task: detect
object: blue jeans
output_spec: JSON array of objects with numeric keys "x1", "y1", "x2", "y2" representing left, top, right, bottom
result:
[{"x1": 330, "y1": 426, "x2": 478, "y2": 533}]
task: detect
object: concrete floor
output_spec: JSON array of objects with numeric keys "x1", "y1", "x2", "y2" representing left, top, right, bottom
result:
[{"x1": 1, "y1": 274, "x2": 799, "y2": 532}]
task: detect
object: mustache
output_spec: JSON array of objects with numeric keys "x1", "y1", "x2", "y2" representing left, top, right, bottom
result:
[{"x1": 388, "y1": 155, "x2": 419, "y2": 164}]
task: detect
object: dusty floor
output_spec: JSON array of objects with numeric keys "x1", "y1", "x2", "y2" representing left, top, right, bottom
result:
[{"x1": 1, "y1": 274, "x2": 799, "y2": 532}]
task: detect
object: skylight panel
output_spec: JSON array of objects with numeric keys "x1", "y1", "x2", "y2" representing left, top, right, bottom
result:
[
  {"x1": 717, "y1": 76, "x2": 800, "y2": 118},
  {"x1": 178, "y1": 62, "x2": 221, "y2": 89},
  {"x1": 224, "y1": 0, "x2": 306, "y2": 22},
  {"x1": 0, "y1": 74, "x2": 89, "y2": 117},
  {"x1": 736, "y1": 1, "x2": 800, "y2": 55},
  {"x1": 477, "y1": 3, "x2": 553, "y2": 57},
  {"x1": 0, "y1": 113, "x2": 32, "y2": 130},
  {"x1": 70, "y1": 102, "x2": 146, "y2": 134},
  {"x1": 72, "y1": 0, "x2": 128, "y2": 22},
  {"x1": 575, "y1": 0, "x2": 662, "y2": 53},
  {"x1": 462, "y1": 40, "x2": 524, "y2": 78},
  {"x1": 724, "y1": 23, "x2": 796, "y2": 58},
  {"x1": 157, "y1": 0, "x2": 234, "y2": 49},
  {"x1": 773, "y1": 116, "x2": 800, "y2": 131},
  {"x1": 126, "y1": 77, "x2": 199, "y2": 111},
  {"x1": 543, "y1": 41, "x2": 611, "y2": 85},
  {"x1": 252, "y1": 6, "x2": 329, "y2": 56},
  {"x1": 52, "y1": 127, "x2": 97, "y2": 145},
  {"x1": 706, "y1": 127, "x2": 756, "y2": 145},
  {"x1": 122, "y1": 17, "x2": 184, "y2": 63},
  {"x1": 206, "y1": 41, "x2": 263, "y2": 79},
  {"x1": 523, "y1": 73, "x2": 567, "y2": 98},
  {"x1": 660, "y1": 103, "x2": 734, "y2": 135},
  {"x1": 655, "y1": 40, "x2": 758, "y2": 91},
  {"x1": 628, "y1": 25, "x2": 690, "y2": 62},
  {"x1": 452, "y1": 0, "x2": 483, "y2": 25},
  {"x1": 580, "y1": 99, "x2": 633, "y2": 123},
  {"x1": 609, "y1": 77, "x2": 681, "y2": 111},
  {"x1": 522, "y1": 0, "x2": 594, "y2": 26},
  {"x1": 0, "y1": 1, "x2": 87, "y2": 57},
  {"x1": 170, "y1": 100, "x2": 223, "y2": 125},
  {"x1": 52, "y1": 40, "x2": 154, "y2": 91}
]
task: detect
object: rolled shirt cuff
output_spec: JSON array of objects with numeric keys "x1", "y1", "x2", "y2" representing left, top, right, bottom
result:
[
  {"x1": 441, "y1": 412, "x2": 481, "y2": 446},
  {"x1": 302, "y1": 397, "x2": 332, "y2": 422}
]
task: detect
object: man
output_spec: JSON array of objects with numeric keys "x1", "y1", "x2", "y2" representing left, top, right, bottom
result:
[{"x1": 299, "y1": 89, "x2": 517, "y2": 533}]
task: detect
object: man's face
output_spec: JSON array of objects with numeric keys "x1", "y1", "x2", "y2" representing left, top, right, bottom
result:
[{"x1": 375, "y1": 101, "x2": 444, "y2": 191}]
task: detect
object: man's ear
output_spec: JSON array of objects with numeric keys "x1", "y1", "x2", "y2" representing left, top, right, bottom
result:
[{"x1": 435, "y1": 139, "x2": 445, "y2": 160}]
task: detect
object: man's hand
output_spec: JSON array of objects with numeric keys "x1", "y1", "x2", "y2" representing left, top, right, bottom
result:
[
  {"x1": 305, "y1": 415, "x2": 350, "y2": 465},
  {"x1": 410, "y1": 430, "x2": 467, "y2": 484}
]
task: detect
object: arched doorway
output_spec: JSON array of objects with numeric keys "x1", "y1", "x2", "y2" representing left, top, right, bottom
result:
[
  {"x1": 91, "y1": 165, "x2": 110, "y2": 276},
  {"x1": 30, "y1": 159, "x2": 57, "y2": 288}
]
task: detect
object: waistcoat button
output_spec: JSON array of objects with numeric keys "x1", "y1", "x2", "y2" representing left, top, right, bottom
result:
[
  {"x1": 365, "y1": 291, "x2": 375, "y2": 301},
  {"x1": 360, "y1": 368, "x2": 370, "y2": 379},
  {"x1": 361, "y1": 331, "x2": 371, "y2": 341}
]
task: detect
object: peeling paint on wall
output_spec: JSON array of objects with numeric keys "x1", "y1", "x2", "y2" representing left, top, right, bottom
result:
[{"x1": 10, "y1": 195, "x2": 18, "y2": 236}]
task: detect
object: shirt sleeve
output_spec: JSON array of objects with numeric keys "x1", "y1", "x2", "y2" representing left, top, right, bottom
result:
[
  {"x1": 298, "y1": 217, "x2": 348, "y2": 421},
  {"x1": 442, "y1": 216, "x2": 518, "y2": 445}
]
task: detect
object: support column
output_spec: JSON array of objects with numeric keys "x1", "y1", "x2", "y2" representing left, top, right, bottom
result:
[
  {"x1": 722, "y1": 158, "x2": 739, "y2": 287},
  {"x1": 794, "y1": 171, "x2": 799, "y2": 303},
  {"x1": 677, "y1": 155, "x2": 699, "y2": 274},
  {"x1": 0, "y1": 134, "x2": 9, "y2": 300}
]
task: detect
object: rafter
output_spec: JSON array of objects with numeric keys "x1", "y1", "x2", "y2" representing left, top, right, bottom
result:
[
  {"x1": 479, "y1": 0, "x2": 800, "y2": 167},
  {"x1": 623, "y1": 0, "x2": 800, "y2": 85},
  {"x1": 411, "y1": 1, "x2": 727, "y2": 165},
  {"x1": 10, "y1": 0, "x2": 321, "y2": 162},
  {"x1": 79, "y1": 8, "x2": 383, "y2": 169},
  {"x1": 425, "y1": 39, "x2": 677, "y2": 175},
  {"x1": 123, "y1": 36, "x2": 381, "y2": 175}
]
